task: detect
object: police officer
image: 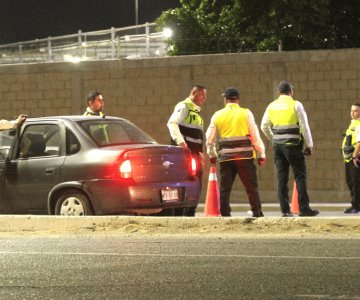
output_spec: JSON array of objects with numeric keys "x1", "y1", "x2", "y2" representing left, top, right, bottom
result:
[
  {"x1": 167, "y1": 85, "x2": 206, "y2": 216},
  {"x1": 83, "y1": 91, "x2": 105, "y2": 117},
  {"x1": 342, "y1": 104, "x2": 360, "y2": 213},
  {"x1": 261, "y1": 81, "x2": 319, "y2": 217},
  {"x1": 0, "y1": 114, "x2": 27, "y2": 130},
  {"x1": 206, "y1": 87, "x2": 266, "y2": 217}
]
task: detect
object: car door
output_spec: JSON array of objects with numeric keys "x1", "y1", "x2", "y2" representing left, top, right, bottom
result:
[
  {"x1": 6, "y1": 122, "x2": 66, "y2": 213},
  {"x1": 0, "y1": 129, "x2": 16, "y2": 212}
]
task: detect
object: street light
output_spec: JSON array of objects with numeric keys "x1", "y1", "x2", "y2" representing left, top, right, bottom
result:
[{"x1": 135, "y1": 0, "x2": 138, "y2": 25}]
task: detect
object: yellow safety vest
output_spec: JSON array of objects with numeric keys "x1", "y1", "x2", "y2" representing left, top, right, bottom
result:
[
  {"x1": 268, "y1": 96, "x2": 300, "y2": 145},
  {"x1": 213, "y1": 103, "x2": 255, "y2": 162},
  {"x1": 342, "y1": 119, "x2": 360, "y2": 162},
  {"x1": 171, "y1": 98, "x2": 204, "y2": 153}
]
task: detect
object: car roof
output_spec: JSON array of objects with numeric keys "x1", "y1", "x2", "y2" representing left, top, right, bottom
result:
[{"x1": 25, "y1": 115, "x2": 126, "y2": 122}]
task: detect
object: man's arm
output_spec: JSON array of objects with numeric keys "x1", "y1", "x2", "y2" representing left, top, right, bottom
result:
[
  {"x1": 247, "y1": 110, "x2": 266, "y2": 158},
  {"x1": 295, "y1": 101, "x2": 313, "y2": 149},
  {"x1": 260, "y1": 107, "x2": 273, "y2": 141},
  {"x1": 167, "y1": 103, "x2": 188, "y2": 148},
  {"x1": 205, "y1": 115, "x2": 218, "y2": 159},
  {"x1": 0, "y1": 120, "x2": 16, "y2": 131}
]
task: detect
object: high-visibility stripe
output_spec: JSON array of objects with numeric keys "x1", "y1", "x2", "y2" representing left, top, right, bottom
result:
[
  {"x1": 185, "y1": 136, "x2": 202, "y2": 144},
  {"x1": 208, "y1": 172, "x2": 217, "y2": 181},
  {"x1": 179, "y1": 122, "x2": 202, "y2": 130},
  {"x1": 219, "y1": 147, "x2": 254, "y2": 154}
]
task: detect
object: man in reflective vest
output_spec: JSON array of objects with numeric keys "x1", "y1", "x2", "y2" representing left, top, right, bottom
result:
[
  {"x1": 342, "y1": 104, "x2": 360, "y2": 213},
  {"x1": 83, "y1": 91, "x2": 105, "y2": 117},
  {"x1": 261, "y1": 81, "x2": 319, "y2": 217},
  {"x1": 168, "y1": 85, "x2": 206, "y2": 216},
  {"x1": 206, "y1": 87, "x2": 266, "y2": 217}
]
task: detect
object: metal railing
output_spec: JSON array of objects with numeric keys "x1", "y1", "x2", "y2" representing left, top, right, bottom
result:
[{"x1": 0, "y1": 23, "x2": 170, "y2": 65}]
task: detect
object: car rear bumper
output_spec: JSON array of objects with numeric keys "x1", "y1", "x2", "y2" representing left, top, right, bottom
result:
[{"x1": 83, "y1": 178, "x2": 201, "y2": 215}]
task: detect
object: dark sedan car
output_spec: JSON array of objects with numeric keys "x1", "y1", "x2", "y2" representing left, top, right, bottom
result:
[{"x1": 0, "y1": 116, "x2": 201, "y2": 215}]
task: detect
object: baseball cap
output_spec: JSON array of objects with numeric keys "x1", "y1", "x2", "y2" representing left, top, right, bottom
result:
[
  {"x1": 221, "y1": 87, "x2": 240, "y2": 99},
  {"x1": 278, "y1": 81, "x2": 294, "y2": 93}
]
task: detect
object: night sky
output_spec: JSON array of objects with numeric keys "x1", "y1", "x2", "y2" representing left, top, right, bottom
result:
[{"x1": 0, "y1": 0, "x2": 180, "y2": 44}]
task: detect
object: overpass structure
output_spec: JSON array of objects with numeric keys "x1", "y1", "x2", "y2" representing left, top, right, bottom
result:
[{"x1": 0, "y1": 23, "x2": 170, "y2": 64}]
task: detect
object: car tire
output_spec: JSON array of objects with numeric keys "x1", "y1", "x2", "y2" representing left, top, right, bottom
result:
[{"x1": 55, "y1": 190, "x2": 93, "y2": 216}]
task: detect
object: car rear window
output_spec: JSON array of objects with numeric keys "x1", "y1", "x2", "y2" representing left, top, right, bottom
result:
[{"x1": 79, "y1": 119, "x2": 157, "y2": 146}]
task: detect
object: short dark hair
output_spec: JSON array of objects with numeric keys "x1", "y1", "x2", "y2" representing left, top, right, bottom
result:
[
  {"x1": 86, "y1": 91, "x2": 102, "y2": 103},
  {"x1": 278, "y1": 81, "x2": 293, "y2": 94},
  {"x1": 353, "y1": 103, "x2": 360, "y2": 108},
  {"x1": 191, "y1": 85, "x2": 206, "y2": 92}
]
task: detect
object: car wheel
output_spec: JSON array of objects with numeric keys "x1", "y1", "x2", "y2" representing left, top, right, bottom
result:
[{"x1": 55, "y1": 191, "x2": 93, "y2": 216}]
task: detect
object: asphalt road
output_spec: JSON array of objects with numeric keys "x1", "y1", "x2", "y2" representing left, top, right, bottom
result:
[{"x1": 1, "y1": 236, "x2": 360, "y2": 299}]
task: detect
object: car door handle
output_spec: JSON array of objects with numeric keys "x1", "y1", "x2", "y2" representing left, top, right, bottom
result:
[{"x1": 45, "y1": 167, "x2": 56, "y2": 175}]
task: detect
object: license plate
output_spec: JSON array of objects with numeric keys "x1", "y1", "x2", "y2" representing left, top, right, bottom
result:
[{"x1": 161, "y1": 188, "x2": 179, "y2": 202}]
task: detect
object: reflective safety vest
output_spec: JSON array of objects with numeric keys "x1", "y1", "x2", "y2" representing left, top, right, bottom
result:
[
  {"x1": 83, "y1": 109, "x2": 108, "y2": 143},
  {"x1": 214, "y1": 103, "x2": 255, "y2": 162},
  {"x1": 268, "y1": 96, "x2": 301, "y2": 145},
  {"x1": 342, "y1": 119, "x2": 360, "y2": 162},
  {"x1": 171, "y1": 98, "x2": 204, "y2": 153},
  {"x1": 83, "y1": 109, "x2": 105, "y2": 117}
]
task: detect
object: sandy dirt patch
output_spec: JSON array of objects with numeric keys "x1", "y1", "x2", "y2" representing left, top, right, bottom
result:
[{"x1": 0, "y1": 216, "x2": 359, "y2": 238}]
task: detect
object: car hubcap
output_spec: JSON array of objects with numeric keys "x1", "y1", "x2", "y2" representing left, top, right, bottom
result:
[{"x1": 60, "y1": 197, "x2": 85, "y2": 216}]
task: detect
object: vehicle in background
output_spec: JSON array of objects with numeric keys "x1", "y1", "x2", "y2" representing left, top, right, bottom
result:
[{"x1": 0, "y1": 116, "x2": 201, "y2": 216}]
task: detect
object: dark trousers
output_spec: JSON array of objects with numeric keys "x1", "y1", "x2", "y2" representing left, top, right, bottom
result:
[
  {"x1": 345, "y1": 161, "x2": 360, "y2": 209},
  {"x1": 219, "y1": 159, "x2": 261, "y2": 216},
  {"x1": 273, "y1": 143, "x2": 310, "y2": 213}
]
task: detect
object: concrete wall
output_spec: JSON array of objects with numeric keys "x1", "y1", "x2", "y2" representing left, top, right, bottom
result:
[{"x1": 0, "y1": 49, "x2": 359, "y2": 203}]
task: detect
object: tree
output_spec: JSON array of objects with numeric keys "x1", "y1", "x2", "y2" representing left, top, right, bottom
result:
[{"x1": 156, "y1": 0, "x2": 360, "y2": 55}]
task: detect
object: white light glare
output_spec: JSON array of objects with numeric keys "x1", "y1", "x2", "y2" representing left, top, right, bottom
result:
[
  {"x1": 163, "y1": 28, "x2": 173, "y2": 38},
  {"x1": 63, "y1": 54, "x2": 82, "y2": 63}
]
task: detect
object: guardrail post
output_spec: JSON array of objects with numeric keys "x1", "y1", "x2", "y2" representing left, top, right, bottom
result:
[
  {"x1": 145, "y1": 22, "x2": 150, "y2": 56},
  {"x1": 19, "y1": 44, "x2": 23, "y2": 63},
  {"x1": 47, "y1": 37, "x2": 53, "y2": 62},
  {"x1": 78, "y1": 30, "x2": 82, "y2": 57},
  {"x1": 111, "y1": 27, "x2": 116, "y2": 58}
]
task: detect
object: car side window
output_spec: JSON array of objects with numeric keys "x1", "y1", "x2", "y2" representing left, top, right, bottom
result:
[
  {"x1": 0, "y1": 130, "x2": 15, "y2": 161},
  {"x1": 66, "y1": 128, "x2": 80, "y2": 155},
  {"x1": 18, "y1": 124, "x2": 61, "y2": 158}
]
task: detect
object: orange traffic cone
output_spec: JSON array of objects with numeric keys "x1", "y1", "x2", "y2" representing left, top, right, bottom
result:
[
  {"x1": 291, "y1": 181, "x2": 299, "y2": 214},
  {"x1": 204, "y1": 165, "x2": 221, "y2": 217}
]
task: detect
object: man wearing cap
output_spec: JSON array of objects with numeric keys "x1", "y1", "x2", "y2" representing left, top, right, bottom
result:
[
  {"x1": 83, "y1": 91, "x2": 105, "y2": 117},
  {"x1": 261, "y1": 81, "x2": 319, "y2": 217},
  {"x1": 206, "y1": 87, "x2": 266, "y2": 217},
  {"x1": 167, "y1": 85, "x2": 206, "y2": 216}
]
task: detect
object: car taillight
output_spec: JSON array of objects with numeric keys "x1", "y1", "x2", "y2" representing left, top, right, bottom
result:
[
  {"x1": 190, "y1": 156, "x2": 198, "y2": 176},
  {"x1": 119, "y1": 159, "x2": 132, "y2": 178}
]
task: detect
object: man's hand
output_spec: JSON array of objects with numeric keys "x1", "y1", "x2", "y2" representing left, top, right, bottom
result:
[
  {"x1": 353, "y1": 157, "x2": 360, "y2": 168},
  {"x1": 199, "y1": 152, "x2": 205, "y2": 168},
  {"x1": 303, "y1": 147, "x2": 312, "y2": 156},
  {"x1": 210, "y1": 157, "x2": 217, "y2": 165},
  {"x1": 179, "y1": 142, "x2": 188, "y2": 149},
  {"x1": 15, "y1": 114, "x2": 27, "y2": 126},
  {"x1": 258, "y1": 157, "x2": 266, "y2": 166}
]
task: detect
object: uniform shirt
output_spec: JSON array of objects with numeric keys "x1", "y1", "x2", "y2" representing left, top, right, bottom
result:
[
  {"x1": 167, "y1": 98, "x2": 202, "y2": 146},
  {"x1": 355, "y1": 125, "x2": 360, "y2": 143},
  {"x1": 83, "y1": 107, "x2": 105, "y2": 117},
  {"x1": 261, "y1": 95, "x2": 313, "y2": 148},
  {"x1": 0, "y1": 119, "x2": 16, "y2": 131},
  {"x1": 206, "y1": 103, "x2": 265, "y2": 159}
]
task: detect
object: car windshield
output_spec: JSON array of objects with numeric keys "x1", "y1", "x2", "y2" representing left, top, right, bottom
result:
[{"x1": 79, "y1": 119, "x2": 157, "y2": 146}]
